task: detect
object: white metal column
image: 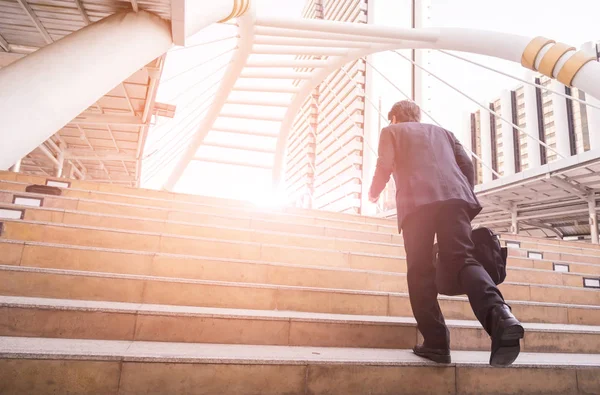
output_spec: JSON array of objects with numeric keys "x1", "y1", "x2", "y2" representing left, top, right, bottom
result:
[
  {"x1": 0, "y1": 11, "x2": 173, "y2": 170},
  {"x1": 524, "y1": 70, "x2": 542, "y2": 168},
  {"x1": 551, "y1": 79, "x2": 573, "y2": 158},
  {"x1": 580, "y1": 41, "x2": 600, "y2": 150},
  {"x1": 56, "y1": 150, "x2": 64, "y2": 177},
  {"x1": 589, "y1": 196, "x2": 598, "y2": 244},
  {"x1": 9, "y1": 159, "x2": 21, "y2": 173},
  {"x1": 413, "y1": 0, "x2": 430, "y2": 110},
  {"x1": 500, "y1": 89, "x2": 516, "y2": 176},
  {"x1": 511, "y1": 207, "x2": 519, "y2": 234},
  {"x1": 585, "y1": 94, "x2": 600, "y2": 151},
  {"x1": 361, "y1": 0, "x2": 378, "y2": 216},
  {"x1": 480, "y1": 103, "x2": 493, "y2": 183}
]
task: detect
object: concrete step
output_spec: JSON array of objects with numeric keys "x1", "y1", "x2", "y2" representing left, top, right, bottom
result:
[
  {"x1": 1, "y1": 265, "x2": 599, "y2": 325},
  {"x1": 0, "y1": 177, "x2": 395, "y2": 229},
  {"x1": 4, "y1": 171, "x2": 393, "y2": 226},
  {"x1": 0, "y1": 219, "x2": 405, "y2": 270},
  {"x1": 0, "y1": 186, "x2": 395, "y2": 236},
  {"x1": 4, "y1": 188, "x2": 600, "y2": 269},
  {"x1": 507, "y1": 244, "x2": 600, "y2": 266},
  {"x1": 0, "y1": 190, "x2": 402, "y2": 241},
  {"x1": 3, "y1": 220, "x2": 600, "y2": 284},
  {"x1": 1, "y1": 237, "x2": 596, "y2": 294},
  {"x1": 0, "y1": 207, "x2": 405, "y2": 256},
  {"x1": 1, "y1": 336, "x2": 599, "y2": 394},
  {"x1": 510, "y1": 254, "x2": 600, "y2": 276},
  {"x1": 2, "y1": 296, "x2": 600, "y2": 354},
  {"x1": 1, "y1": 200, "x2": 400, "y2": 243},
  {"x1": 500, "y1": 233, "x2": 600, "y2": 257},
  {"x1": 3, "y1": 217, "x2": 600, "y2": 283},
  {"x1": 4, "y1": 171, "x2": 600, "y2": 257},
  {"x1": 4, "y1": 191, "x2": 600, "y2": 266},
  {"x1": 6, "y1": 202, "x2": 600, "y2": 268}
]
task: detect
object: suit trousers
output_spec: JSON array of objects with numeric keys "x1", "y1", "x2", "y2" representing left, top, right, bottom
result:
[{"x1": 401, "y1": 201, "x2": 506, "y2": 349}]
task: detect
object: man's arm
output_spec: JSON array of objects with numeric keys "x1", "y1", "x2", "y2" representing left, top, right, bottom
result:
[
  {"x1": 450, "y1": 132, "x2": 476, "y2": 189},
  {"x1": 369, "y1": 127, "x2": 395, "y2": 201}
]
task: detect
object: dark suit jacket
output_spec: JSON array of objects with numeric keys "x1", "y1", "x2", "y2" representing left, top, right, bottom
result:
[{"x1": 369, "y1": 122, "x2": 482, "y2": 231}]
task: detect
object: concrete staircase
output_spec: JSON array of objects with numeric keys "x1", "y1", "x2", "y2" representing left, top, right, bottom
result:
[{"x1": 0, "y1": 170, "x2": 599, "y2": 394}]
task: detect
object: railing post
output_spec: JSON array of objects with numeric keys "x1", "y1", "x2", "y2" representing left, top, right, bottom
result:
[
  {"x1": 511, "y1": 207, "x2": 520, "y2": 235},
  {"x1": 589, "y1": 195, "x2": 598, "y2": 244}
]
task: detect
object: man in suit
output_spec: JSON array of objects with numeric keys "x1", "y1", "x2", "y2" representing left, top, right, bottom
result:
[{"x1": 368, "y1": 100, "x2": 524, "y2": 366}]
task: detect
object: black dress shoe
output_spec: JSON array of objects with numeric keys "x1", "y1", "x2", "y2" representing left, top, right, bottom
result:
[
  {"x1": 413, "y1": 344, "x2": 451, "y2": 364},
  {"x1": 487, "y1": 304, "x2": 525, "y2": 366}
]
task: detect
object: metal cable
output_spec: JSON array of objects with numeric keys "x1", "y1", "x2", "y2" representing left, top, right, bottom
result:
[
  {"x1": 163, "y1": 62, "x2": 231, "y2": 103},
  {"x1": 170, "y1": 35, "x2": 239, "y2": 52},
  {"x1": 365, "y1": 57, "x2": 502, "y2": 178},
  {"x1": 393, "y1": 50, "x2": 564, "y2": 160},
  {"x1": 147, "y1": 81, "x2": 222, "y2": 150},
  {"x1": 438, "y1": 50, "x2": 600, "y2": 111},
  {"x1": 161, "y1": 46, "x2": 238, "y2": 84}
]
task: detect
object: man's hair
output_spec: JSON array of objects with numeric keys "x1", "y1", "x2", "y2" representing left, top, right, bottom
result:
[{"x1": 388, "y1": 100, "x2": 422, "y2": 123}]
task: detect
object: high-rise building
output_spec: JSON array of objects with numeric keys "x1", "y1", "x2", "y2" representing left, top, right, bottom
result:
[
  {"x1": 469, "y1": 74, "x2": 595, "y2": 185},
  {"x1": 285, "y1": 0, "x2": 369, "y2": 214},
  {"x1": 286, "y1": 0, "x2": 429, "y2": 214}
]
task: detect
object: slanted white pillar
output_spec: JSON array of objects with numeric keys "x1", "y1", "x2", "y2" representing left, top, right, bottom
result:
[
  {"x1": 500, "y1": 89, "x2": 516, "y2": 176},
  {"x1": 9, "y1": 159, "x2": 21, "y2": 173},
  {"x1": 579, "y1": 41, "x2": 600, "y2": 150},
  {"x1": 585, "y1": 94, "x2": 600, "y2": 151},
  {"x1": 361, "y1": 4, "x2": 378, "y2": 216},
  {"x1": 64, "y1": 161, "x2": 74, "y2": 179},
  {"x1": 56, "y1": 150, "x2": 65, "y2": 178},
  {"x1": 479, "y1": 104, "x2": 493, "y2": 183},
  {"x1": 463, "y1": 112, "x2": 473, "y2": 152},
  {"x1": 551, "y1": 79, "x2": 573, "y2": 158},
  {"x1": 589, "y1": 195, "x2": 598, "y2": 244},
  {"x1": 511, "y1": 207, "x2": 519, "y2": 234},
  {"x1": 0, "y1": 11, "x2": 173, "y2": 170},
  {"x1": 524, "y1": 70, "x2": 542, "y2": 168}
]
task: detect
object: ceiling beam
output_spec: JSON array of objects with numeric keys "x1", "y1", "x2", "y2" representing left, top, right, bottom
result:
[
  {"x1": 193, "y1": 157, "x2": 272, "y2": 170},
  {"x1": 545, "y1": 175, "x2": 590, "y2": 201},
  {"x1": 520, "y1": 220, "x2": 564, "y2": 238},
  {"x1": 74, "y1": 0, "x2": 91, "y2": 25},
  {"x1": 122, "y1": 83, "x2": 136, "y2": 115},
  {"x1": 71, "y1": 114, "x2": 144, "y2": 126},
  {"x1": 0, "y1": 52, "x2": 25, "y2": 68},
  {"x1": 202, "y1": 141, "x2": 276, "y2": 154},
  {"x1": 63, "y1": 153, "x2": 137, "y2": 161},
  {"x1": 0, "y1": 33, "x2": 9, "y2": 52},
  {"x1": 17, "y1": 0, "x2": 53, "y2": 44}
]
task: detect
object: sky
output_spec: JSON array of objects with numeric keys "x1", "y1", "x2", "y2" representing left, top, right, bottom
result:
[
  {"x1": 423, "y1": 0, "x2": 600, "y2": 142},
  {"x1": 142, "y1": 0, "x2": 600, "y2": 201}
]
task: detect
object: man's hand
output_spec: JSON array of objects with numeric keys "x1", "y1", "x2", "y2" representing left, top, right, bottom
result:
[{"x1": 369, "y1": 192, "x2": 379, "y2": 204}]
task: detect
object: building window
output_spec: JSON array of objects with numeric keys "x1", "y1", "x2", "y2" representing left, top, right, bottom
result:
[
  {"x1": 490, "y1": 103, "x2": 499, "y2": 179},
  {"x1": 535, "y1": 78, "x2": 547, "y2": 165},
  {"x1": 511, "y1": 90, "x2": 521, "y2": 172},
  {"x1": 565, "y1": 86, "x2": 577, "y2": 156}
]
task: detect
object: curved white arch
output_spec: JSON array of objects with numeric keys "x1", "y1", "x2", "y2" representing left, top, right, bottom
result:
[
  {"x1": 271, "y1": 24, "x2": 600, "y2": 187},
  {"x1": 164, "y1": 9, "x2": 257, "y2": 190}
]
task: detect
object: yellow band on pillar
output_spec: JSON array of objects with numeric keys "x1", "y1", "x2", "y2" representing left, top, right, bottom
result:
[
  {"x1": 521, "y1": 37, "x2": 555, "y2": 70},
  {"x1": 219, "y1": 0, "x2": 250, "y2": 23},
  {"x1": 240, "y1": 0, "x2": 251, "y2": 16},
  {"x1": 538, "y1": 42, "x2": 576, "y2": 78},
  {"x1": 557, "y1": 50, "x2": 597, "y2": 86},
  {"x1": 219, "y1": 0, "x2": 240, "y2": 23}
]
